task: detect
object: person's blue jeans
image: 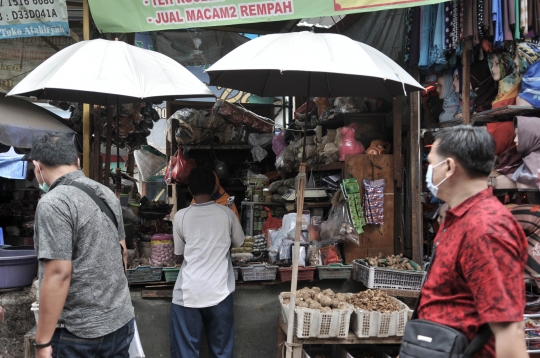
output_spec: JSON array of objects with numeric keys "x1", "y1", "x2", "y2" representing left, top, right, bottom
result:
[
  {"x1": 50, "y1": 317, "x2": 135, "y2": 358},
  {"x1": 170, "y1": 294, "x2": 234, "y2": 358}
]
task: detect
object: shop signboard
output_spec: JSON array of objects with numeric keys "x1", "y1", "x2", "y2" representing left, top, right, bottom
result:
[
  {"x1": 88, "y1": 0, "x2": 448, "y2": 33},
  {"x1": 0, "y1": 0, "x2": 69, "y2": 40}
]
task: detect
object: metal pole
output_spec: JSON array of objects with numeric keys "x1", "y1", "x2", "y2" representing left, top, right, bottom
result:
[
  {"x1": 285, "y1": 72, "x2": 311, "y2": 358},
  {"x1": 115, "y1": 96, "x2": 122, "y2": 198},
  {"x1": 82, "y1": 0, "x2": 90, "y2": 176}
]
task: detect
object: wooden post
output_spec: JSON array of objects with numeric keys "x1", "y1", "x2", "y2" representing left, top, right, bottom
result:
[
  {"x1": 82, "y1": 0, "x2": 91, "y2": 177},
  {"x1": 92, "y1": 105, "x2": 101, "y2": 183},
  {"x1": 104, "y1": 107, "x2": 113, "y2": 187},
  {"x1": 462, "y1": 49, "x2": 472, "y2": 124},
  {"x1": 126, "y1": 153, "x2": 135, "y2": 177},
  {"x1": 393, "y1": 97, "x2": 404, "y2": 255},
  {"x1": 409, "y1": 76, "x2": 423, "y2": 263}
]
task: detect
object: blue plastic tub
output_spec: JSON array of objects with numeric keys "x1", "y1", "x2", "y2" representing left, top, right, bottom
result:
[{"x1": 0, "y1": 249, "x2": 38, "y2": 289}]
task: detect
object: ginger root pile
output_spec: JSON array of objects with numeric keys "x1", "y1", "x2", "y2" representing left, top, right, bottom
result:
[
  {"x1": 350, "y1": 289, "x2": 400, "y2": 313},
  {"x1": 365, "y1": 253, "x2": 422, "y2": 271},
  {"x1": 281, "y1": 287, "x2": 350, "y2": 313}
]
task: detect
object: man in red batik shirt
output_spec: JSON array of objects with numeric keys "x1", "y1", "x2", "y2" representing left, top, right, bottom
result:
[{"x1": 417, "y1": 125, "x2": 528, "y2": 358}]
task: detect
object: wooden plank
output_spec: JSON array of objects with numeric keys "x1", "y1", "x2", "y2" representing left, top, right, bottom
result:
[
  {"x1": 142, "y1": 289, "x2": 173, "y2": 298},
  {"x1": 344, "y1": 154, "x2": 395, "y2": 263},
  {"x1": 126, "y1": 152, "x2": 135, "y2": 176},
  {"x1": 409, "y1": 89, "x2": 423, "y2": 263},
  {"x1": 393, "y1": 97, "x2": 403, "y2": 188},
  {"x1": 462, "y1": 49, "x2": 472, "y2": 124}
]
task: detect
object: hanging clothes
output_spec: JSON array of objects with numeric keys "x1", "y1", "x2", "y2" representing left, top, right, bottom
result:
[
  {"x1": 452, "y1": 0, "x2": 461, "y2": 49},
  {"x1": 484, "y1": 0, "x2": 493, "y2": 36},
  {"x1": 410, "y1": 7, "x2": 422, "y2": 67},
  {"x1": 478, "y1": 0, "x2": 485, "y2": 39},
  {"x1": 493, "y1": 0, "x2": 504, "y2": 48},
  {"x1": 531, "y1": 0, "x2": 540, "y2": 37},
  {"x1": 513, "y1": 116, "x2": 540, "y2": 187},
  {"x1": 515, "y1": 0, "x2": 521, "y2": 39},
  {"x1": 404, "y1": 8, "x2": 413, "y2": 66},
  {"x1": 520, "y1": 0, "x2": 528, "y2": 36},
  {"x1": 445, "y1": 2, "x2": 454, "y2": 50},
  {"x1": 419, "y1": 5, "x2": 437, "y2": 70},
  {"x1": 489, "y1": 52, "x2": 522, "y2": 108},
  {"x1": 439, "y1": 71, "x2": 460, "y2": 122},
  {"x1": 519, "y1": 61, "x2": 540, "y2": 108},
  {"x1": 503, "y1": 0, "x2": 514, "y2": 41},
  {"x1": 432, "y1": 3, "x2": 448, "y2": 67},
  {"x1": 470, "y1": 59, "x2": 498, "y2": 112},
  {"x1": 463, "y1": 0, "x2": 480, "y2": 48}
]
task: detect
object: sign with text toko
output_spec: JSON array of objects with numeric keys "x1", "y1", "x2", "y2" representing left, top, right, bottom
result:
[{"x1": 0, "y1": 0, "x2": 69, "y2": 40}]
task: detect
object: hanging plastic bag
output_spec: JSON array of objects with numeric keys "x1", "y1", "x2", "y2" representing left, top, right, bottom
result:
[
  {"x1": 249, "y1": 133, "x2": 275, "y2": 162},
  {"x1": 129, "y1": 321, "x2": 146, "y2": 357},
  {"x1": 320, "y1": 244, "x2": 341, "y2": 265},
  {"x1": 299, "y1": 246, "x2": 306, "y2": 267},
  {"x1": 134, "y1": 146, "x2": 167, "y2": 181},
  {"x1": 272, "y1": 131, "x2": 287, "y2": 157},
  {"x1": 165, "y1": 149, "x2": 196, "y2": 184},
  {"x1": 262, "y1": 207, "x2": 282, "y2": 232}
]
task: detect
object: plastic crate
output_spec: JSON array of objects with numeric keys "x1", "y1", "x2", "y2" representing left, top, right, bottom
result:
[
  {"x1": 233, "y1": 266, "x2": 239, "y2": 281},
  {"x1": 350, "y1": 296, "x2": 411, "y2": 338},
  {"x1": 240, "y1": 264, "x2": 278, "y2": 281},
  {"x1": 162, "y1": 267, "x2": 180, "y2": 282},
  {"x1": 126, "y1": 266, "x2": 163, "y2": 283},
  {"x1": 279, "y1": 293, "x2": 353, "y2": 339},
  {"x1": 352, "y1": 259, "x2": 425, "y2": 291},
  {"x1": 317, "y1": 264, "x2": 353, "y2": 280},
  {"x1": 278, "y1": 266, "x2": 316, "y2": 282},
  {"x1": 302, "y1": 345, "x2": 341, "y2": 358}
]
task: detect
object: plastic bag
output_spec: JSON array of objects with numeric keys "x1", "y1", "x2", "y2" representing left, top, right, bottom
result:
[
  {"x1": 249, "y1": 133, "x2": 275, "y2": 162},
  {"x1": 339, "y1": 123, "x2": 365, "y2": 161},
  {"x1": 299, "y1": 246, "x2": 306, "y2": 267},
  {"x1": 320, "y1": 200, "x2": 360, "y2": 245},
  {"x1": 134, "y1": 146, "x2": 168, "y2": 181},
  {"x1": 334, "y1": 97, "x2": 368, "y2": 114},
  {"x1": 279, "y1": 240, "x2": 293, "y2": 261},
  {"x1": 363, "y1": 179, "x2": 385, "y2": 225},
  {"x1": 314, "y1": 97, "x2": 330, "y2": 118},
  {"x1": 129, "y1": 321, "x2": 146, "y2": 357},
  {"x1": 320, "y1": 244, "x2": 341, "y2": 265},
  {"x1": 308, "y1": 243, "x2": 322, "y2": 266},
  {"x1": 262, "y1": 207, "x2": 283, "y2": 232},
  {"x1": 272, "y1": 131, "x2": 287, "y2": 157},
  {"x1": 309, "y1": 216, "x2": 322, "y2": 242},
  {"x1": 165, "y1": 149, "x2": 197, "y2": 184},
  {"x1": 268, "y1": 180, "x2": 284, "y2": 193}
]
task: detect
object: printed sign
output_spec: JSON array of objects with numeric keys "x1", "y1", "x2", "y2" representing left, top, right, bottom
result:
[
  {"x1": 88, "y1": 0, "x2": 447, "y2": 33},
  {"x1": 0, "y1": 0, "x2": 69, "y2": 40}
]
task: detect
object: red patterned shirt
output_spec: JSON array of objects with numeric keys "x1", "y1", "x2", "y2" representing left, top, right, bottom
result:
[{"x1": 418, "y1": 188, "x2": 527, "y2": 357}]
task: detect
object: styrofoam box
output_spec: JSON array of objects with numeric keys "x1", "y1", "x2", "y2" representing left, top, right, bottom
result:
[
  {"x1": 279, "y1": 292, "x2": 353, "y2": 339},
  {"x1": 350, "y1": 296, "x2": 412, "y2": 338}
]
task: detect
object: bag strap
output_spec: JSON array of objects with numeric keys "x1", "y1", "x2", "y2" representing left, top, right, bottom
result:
[
  {"x1": 412, "y1": 242, "x2": 492, "y2": 357},
  {"x1": 61, "y1": 179, "x2": 118, "y2": 229}
]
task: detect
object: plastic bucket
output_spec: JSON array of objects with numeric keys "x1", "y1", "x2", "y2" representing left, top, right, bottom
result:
[{"x1": 0, "y1": 250, "x2": 38, "y2": 289}]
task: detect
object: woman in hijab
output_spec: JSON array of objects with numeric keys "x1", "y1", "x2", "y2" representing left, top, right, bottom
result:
[
  {"x1": 512, "y1": 116, "x2": 540, "y2": 187},
  {"x1": 489, "y1": 52, "x2": 522, "y2": 108},
  {"x1": 436, "y1": 71, "x2": 460, "y2": 122},
  {"x1": 190, "y1": 171, "x2": 240, "y2": 221},
  {"x1": 470, "y1": 59, "x2": 498, "y2": 112},
  {"x1": 452, "y1": 66, "x2": 477, "y2": 118},
  {"x1": 515, "y1": 42, "x2": 540, "y2": 108}
]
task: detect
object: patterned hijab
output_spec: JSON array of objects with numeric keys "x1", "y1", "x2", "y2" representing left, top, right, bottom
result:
[
  {"x1": 488, "y1": 52, "x2": 515, "y2": 81},
  {"x1": 516, "y1": 42, "x2": 540, "y2": 75}
]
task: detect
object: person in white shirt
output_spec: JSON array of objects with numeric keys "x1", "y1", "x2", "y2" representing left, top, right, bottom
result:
[{"x1": 170, "y1": 167, "x2": 245, "y2": 358}]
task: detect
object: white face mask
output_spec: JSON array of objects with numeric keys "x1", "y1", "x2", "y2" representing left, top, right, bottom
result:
[
  {"x1": 426, "y1": 160, "x2": 448, "y2": 198},
  {"x1": 37, "y1": 166, "x2": 50, "y2": 193}
]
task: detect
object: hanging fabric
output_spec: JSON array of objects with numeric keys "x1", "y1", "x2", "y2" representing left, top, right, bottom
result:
[
  {"x1": 484, "y1": 0, "x2": 493, "y2": 37},
  {"x1": 419, "y1": 5, "x2": 436, "y2": 70},
  {"x1": 445, "y1": 2, "x2": 454, "y2": 51},
  {"x1": 477, "y1": 0, "x2": 485, "y2": 39},
  {"x1": 503, "y1": 0, "x2": 514, "y2": 41},
  {"x1": 489, "y1": 52, "x2": 522, "y2": 108},
  {"x1": 432, "y1": 3, "x2": 448, "y2": 67},
  {"x1": 470, "y1": 59, "x2": 498, "y2": 112},
  {"x1": 493, "y1": 0, "x2": 505, "y2": 48},
  {"x1": 452, "y1": 0, "x2": 461, "y2": 49},
  {"x1": 520, "y1": 0, "x2": 528, "y2": 36},
  {"x1": 410, "y1": 7, "x2": 422, "y2": 66}
]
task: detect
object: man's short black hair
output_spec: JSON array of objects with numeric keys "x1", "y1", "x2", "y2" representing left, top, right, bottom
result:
[
  {"x1": 433, "y1": 125, "x2": 495, "y2": 178},
  {"x1": 188, "y1": 167, "x2": 215, "y2": 197},
  {"x1": 30, "y1": 132, "x2": 78, "y2": 167}
]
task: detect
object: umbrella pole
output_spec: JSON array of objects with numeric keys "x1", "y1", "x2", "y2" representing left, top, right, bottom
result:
[
  {"x1": 285, "y1": 73, "x2": 311, "y2": 358},
  {"x1": 115, "y1": 97, "x2": 121, "y2": 198}
]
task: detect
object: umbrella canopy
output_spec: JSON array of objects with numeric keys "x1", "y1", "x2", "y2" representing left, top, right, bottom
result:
[
  {"x1": 7, "y1": 39, "x2": 215, "y2": 105},
  {"x1": 0, "y1": 96, "x2": 73, "y2": 149},
  {"x1": 206, "y1": 31, "x2": 423, "y2": 98}
]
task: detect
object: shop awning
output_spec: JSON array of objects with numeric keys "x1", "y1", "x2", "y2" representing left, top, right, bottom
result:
[
  {"x1": 0, "y1": 96, "x2": 74, "y2": 149},
  {"x1": 88, "y1": 0, "x2": 449, "y2": 33}
]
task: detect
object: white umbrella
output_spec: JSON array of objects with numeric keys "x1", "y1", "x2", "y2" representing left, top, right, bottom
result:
[
  {"x1": 206, "y1": 31, "x2": 423, "y2": 98},
  {"x1": 0, "y1": 96, "x2": 73, "y2": 149},
  {"x1": 8, "y1": 39, "x2": 214, "y2": 105},
  {"x1": 7, "y1": 39, "x2": 214, "y2": 186},
  {"x1": 207, "y1": 31, "x2": 423, "y2": 358}
]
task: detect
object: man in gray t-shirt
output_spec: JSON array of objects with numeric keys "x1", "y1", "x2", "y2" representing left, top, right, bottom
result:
[{"x1": 30, "y1": 133, "x2": 134, "y2": 358}]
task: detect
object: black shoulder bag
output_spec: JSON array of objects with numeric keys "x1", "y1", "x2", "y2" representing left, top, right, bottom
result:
[
  {"x1": 399, "y1": 244, "x2": 492, "y2": 358},
  {"x1": 60, "y1": 179, "x2": 126, "y2": 272}
]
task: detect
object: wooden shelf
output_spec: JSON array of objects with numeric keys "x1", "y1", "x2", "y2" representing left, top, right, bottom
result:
[
  {"x1": 180, "y1": 144, "x2": 252, "y2": 150},
  {"x1": 472, "y1": 106, "x2": 540, "y2": 123},
  {"x1": 308, "y1": 162, "x2": 344, "y2": 172}
]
